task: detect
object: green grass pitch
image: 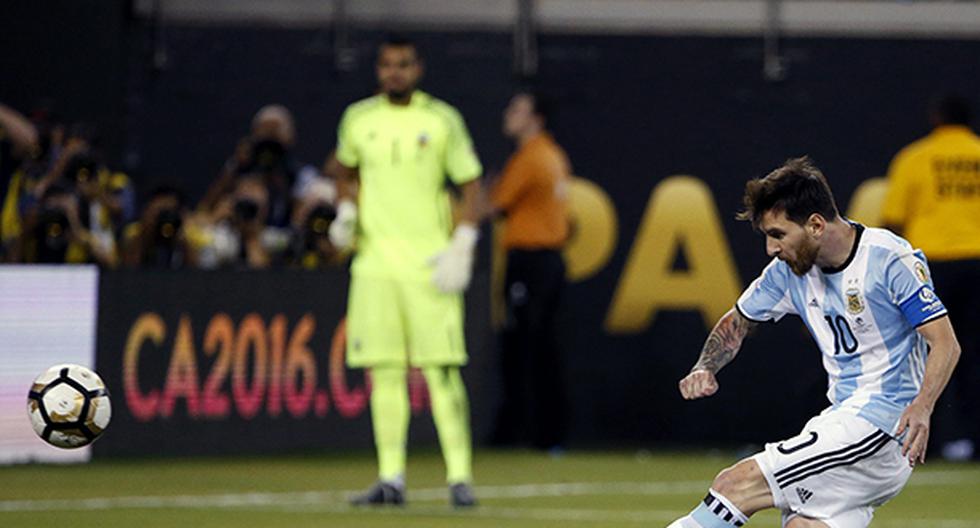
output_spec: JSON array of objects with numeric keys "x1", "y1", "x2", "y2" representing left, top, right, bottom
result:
[{"x1": 1, "y1": 450, "x2": 978, "y2": 527}]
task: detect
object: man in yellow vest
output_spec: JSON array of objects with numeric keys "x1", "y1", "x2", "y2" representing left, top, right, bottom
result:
[{"x1": 882, "y1": 94, "x2": 980, "y2": 461}]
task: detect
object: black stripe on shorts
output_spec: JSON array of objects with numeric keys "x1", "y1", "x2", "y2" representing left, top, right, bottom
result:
[
  {"x1": 774, "y1": 430, "x2": 884, "y2": 481},
  {"x1": 776, "y1": 430, "x2": 891, "y2": 489}
]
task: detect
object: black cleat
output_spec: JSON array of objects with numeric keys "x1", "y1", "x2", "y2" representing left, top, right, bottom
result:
[
  {"x1": 350, "y1": 481, "x2": 405, "y2": 506},
  {"x1": 449, "y1": 482, "x2": 477, "y2": 508}
]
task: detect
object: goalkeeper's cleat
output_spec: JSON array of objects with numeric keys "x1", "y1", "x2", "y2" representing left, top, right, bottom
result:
[
  {"x1": 349, "y1": 480, "x2": 405, "y2": 506},
  {"x1": 449, "y1": 482, "x2": 477, "y2": 508}
]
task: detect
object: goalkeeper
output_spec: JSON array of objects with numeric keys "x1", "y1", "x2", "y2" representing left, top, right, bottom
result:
[{"x1": 329, "y1": 35, "x2": 481, "y2": 508}]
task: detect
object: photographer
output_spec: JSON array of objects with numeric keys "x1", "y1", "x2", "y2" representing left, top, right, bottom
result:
[
  {"x1": 198, "y1": 174, "x2": 291, "y2": 269},
  {"x1": 285, "y1": 178, "x2": 341, "y2": 269},
  {"x1": 0, "y1": 102, "x2": 38, "y2": 194},
  {"x1": 26, "y1": 124, "x2": 134, "y2": 250},
  {"x1": 200, "y1": 105, "x2": 324, "y2": 227},
  {"x1": 122, "y1": 185, "x2": 191, "y2": 269},
  {"x1": 0, "y1": 103, "x2": 42, "y2": 259},
  {"x1": 19, "y1": 184, "x2": 117, "y2": 266},
  {"x1": 74, "y1": 156, "x2": 136, "y2": 234}
]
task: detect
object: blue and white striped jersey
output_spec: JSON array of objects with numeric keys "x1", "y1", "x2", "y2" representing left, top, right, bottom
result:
[{"x1": 736, "y1": 225, "x2": 947, "y2": 435}]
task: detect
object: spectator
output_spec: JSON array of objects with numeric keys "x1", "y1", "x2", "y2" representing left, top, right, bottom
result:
[
  {"x1": 18, "y1": 183, "x2": 117, "y2": 266},
  {"x1": 32, "y1": 124, "x2": 134, "y2": 215},
  {"x1": 196, "y1": 174, "x2": 291, "y2": 269},
  {"x1": 881, "y1": 93, "x2": 980, "y2": 461},
  {"x1": 285, "y1": 178, "x2": 342, "y2": 269},
  {"x1": 0, "y1": 103, "x2": 39, "y2": 192},
  {"x1": 14, "y1": 124, "x2": 134, "y2": 266},
  {"x1": 201, "y1": 104, "x2": 328, "y2": 227},
  {"x1": 0, "y1": 103, "x2": 40, "y2": 259},
  {"x1": 487, "y1": 91, "x2": 571, "y2": 451},
  {"x1": 67, "y1": 148, "x2": 135, "y2": 254},
  {"x1": 122, "y1": 185, "x2": 193, "y2": 269}
]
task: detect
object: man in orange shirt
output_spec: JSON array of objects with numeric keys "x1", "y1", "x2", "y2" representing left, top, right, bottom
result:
[{"x1": 488, "y1": 91, "x2": 570, "y2": 450}]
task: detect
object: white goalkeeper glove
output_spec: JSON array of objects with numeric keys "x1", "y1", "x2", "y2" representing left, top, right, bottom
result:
[
  {"x1": 429, "y1": 223, "x2": 478, "y2": 294},
  {"x1": 328, "y1": 199, "x2": 357, "y2": 251}
]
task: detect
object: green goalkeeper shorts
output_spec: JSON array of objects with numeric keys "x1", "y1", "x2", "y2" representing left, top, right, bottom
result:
[{"x1": 345, "y1": 275, "x2": 467, "y2": 368}]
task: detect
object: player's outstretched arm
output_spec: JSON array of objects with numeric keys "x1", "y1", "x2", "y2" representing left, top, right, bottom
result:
[
  {"x1": 898, "y1": 316, "x2": 961, "y2": 467},
  {"x1": 679, "y1": 308, "x2": 756, "y2": 400}
]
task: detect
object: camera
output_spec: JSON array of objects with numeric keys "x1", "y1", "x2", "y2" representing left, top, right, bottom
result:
[
  {"x1": 250, "y1": 139, "x2": 286, "y2": 172},
  {"x1": 34, "y1": 207, "x2": 71, "y2": 263},
  {"x1": 154, "y1": 208, "x2": 183, "y2": 244},
  {"x1": 63, "y1": 152, "x2": 99, "y2": 186},
  {"x1": 234, "y1": 198, "x2": 260, "y2": 222},
  {"x1": 306, "y1": 204, "x2": 336, "y2": 239}
]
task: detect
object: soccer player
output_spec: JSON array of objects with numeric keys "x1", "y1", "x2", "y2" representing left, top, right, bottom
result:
[
  {"x1": 328, "y1": 36, "x2": 482, "y2": 508},
  {"x1": 667, "y1": 157, "x2": 961, "y2": 528}
]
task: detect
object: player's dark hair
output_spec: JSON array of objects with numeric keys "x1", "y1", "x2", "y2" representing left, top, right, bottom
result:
[
  {"x1": 930, "y1": 94, "x2": 971, "y2": 126},
  {"x1": 737, "y1": 156, "x2": 840, "y2": 228},
  {"x1": 379, "y1": 34, "x2": 420, "y2": 59},
  {"x1": 517, "y1": 90, "x2": 555, "y2": 126},
  {"x1": 146, "y1": 184, "x2": 187, "y2": 209}
]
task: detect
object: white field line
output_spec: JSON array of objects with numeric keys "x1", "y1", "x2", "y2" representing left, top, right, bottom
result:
[
  {"x1": 0, "y1": 470, "x2": 976, "y2": 517},
  {"x1": 905, "y1": 470, "x2": 980, "y2": 485},
  {"x1": 0, "y1": 481, "x2": 705, "y2": 513},
  {"x1": 278, "y1": 502, "x2": 687, "y2": 523}
]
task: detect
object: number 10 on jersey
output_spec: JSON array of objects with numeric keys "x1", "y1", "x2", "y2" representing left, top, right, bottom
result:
[{"x1": 824, "y1": 315, "x2": 858, "y2": 355}]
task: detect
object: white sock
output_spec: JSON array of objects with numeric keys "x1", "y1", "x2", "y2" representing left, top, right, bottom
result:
[{"x1": 666, "y1": 489, "x2": 748, "y2": 527}]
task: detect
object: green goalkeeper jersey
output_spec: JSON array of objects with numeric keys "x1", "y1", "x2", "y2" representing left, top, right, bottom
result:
[{"x1": 336, "y1": 91, "x2": 482, "y2": 282}]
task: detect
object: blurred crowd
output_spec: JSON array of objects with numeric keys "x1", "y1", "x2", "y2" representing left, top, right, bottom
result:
[{"x1": 0, "y1": 102, "x2": 342, "y2": 269}]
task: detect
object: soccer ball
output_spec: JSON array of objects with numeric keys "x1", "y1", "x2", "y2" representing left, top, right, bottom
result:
[{"x1": 27, "y1": 364, "x2": 111, "y2": 448}]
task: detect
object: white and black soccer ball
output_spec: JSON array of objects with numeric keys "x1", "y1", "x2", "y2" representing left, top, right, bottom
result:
[{"x1": 27, "y1": 364, "x2": 111, "y2": 448}]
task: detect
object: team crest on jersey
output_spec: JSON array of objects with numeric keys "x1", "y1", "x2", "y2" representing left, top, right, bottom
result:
[
  {"x1": 914, "y1": 261, "x2": 929, "y2": 283},
  {"x1": 846, "y1": 288, "x2": 865, "y2": 315},
  {"x1": 418, "y1": 132, "x2": 429, "y2": 148}
]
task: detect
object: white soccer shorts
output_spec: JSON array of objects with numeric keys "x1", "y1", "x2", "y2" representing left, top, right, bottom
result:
[{"x1": 752, "y1": 408, "x2": 913, "y2": 528}]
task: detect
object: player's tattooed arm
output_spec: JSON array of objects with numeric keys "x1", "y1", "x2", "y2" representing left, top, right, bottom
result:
[
  {"x1": 680, "y1": 308, "x2": 756, "y2": 399},
  {"x1": 692, "y1": 308, "x2": 757, "y2": 374}
]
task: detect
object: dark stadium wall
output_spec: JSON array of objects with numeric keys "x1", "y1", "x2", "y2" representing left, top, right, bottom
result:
[
  {"x1": 121, "y1": 26, "x2": 980, "y2": 208},
  {"x1": 0, "y1": 1, "x2": 129, "y2": 163}
]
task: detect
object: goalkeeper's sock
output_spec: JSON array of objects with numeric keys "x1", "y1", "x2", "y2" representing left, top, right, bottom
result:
[
  {"x1": 667, "y1": 489, "x2": 748, "y2": 527},
  {"x1": 424, "y1": 366, "x2": 473, "y2": 484},
  {"x1": 369, "y1": 366, "x2": 410, "y2": 482}
]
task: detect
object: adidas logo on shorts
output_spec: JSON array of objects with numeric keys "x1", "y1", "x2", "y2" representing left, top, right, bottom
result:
[{"x1": 796, "y1": 486, "x2": 814, "y2": 504}]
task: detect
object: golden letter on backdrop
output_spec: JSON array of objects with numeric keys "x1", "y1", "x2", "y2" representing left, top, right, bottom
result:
[
  {"x1": 564, "y1": 177, "x2": 618, "y2": 282},
  {"x1": 605, "y1": 176, "x2": 741, "y2": 333}
]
